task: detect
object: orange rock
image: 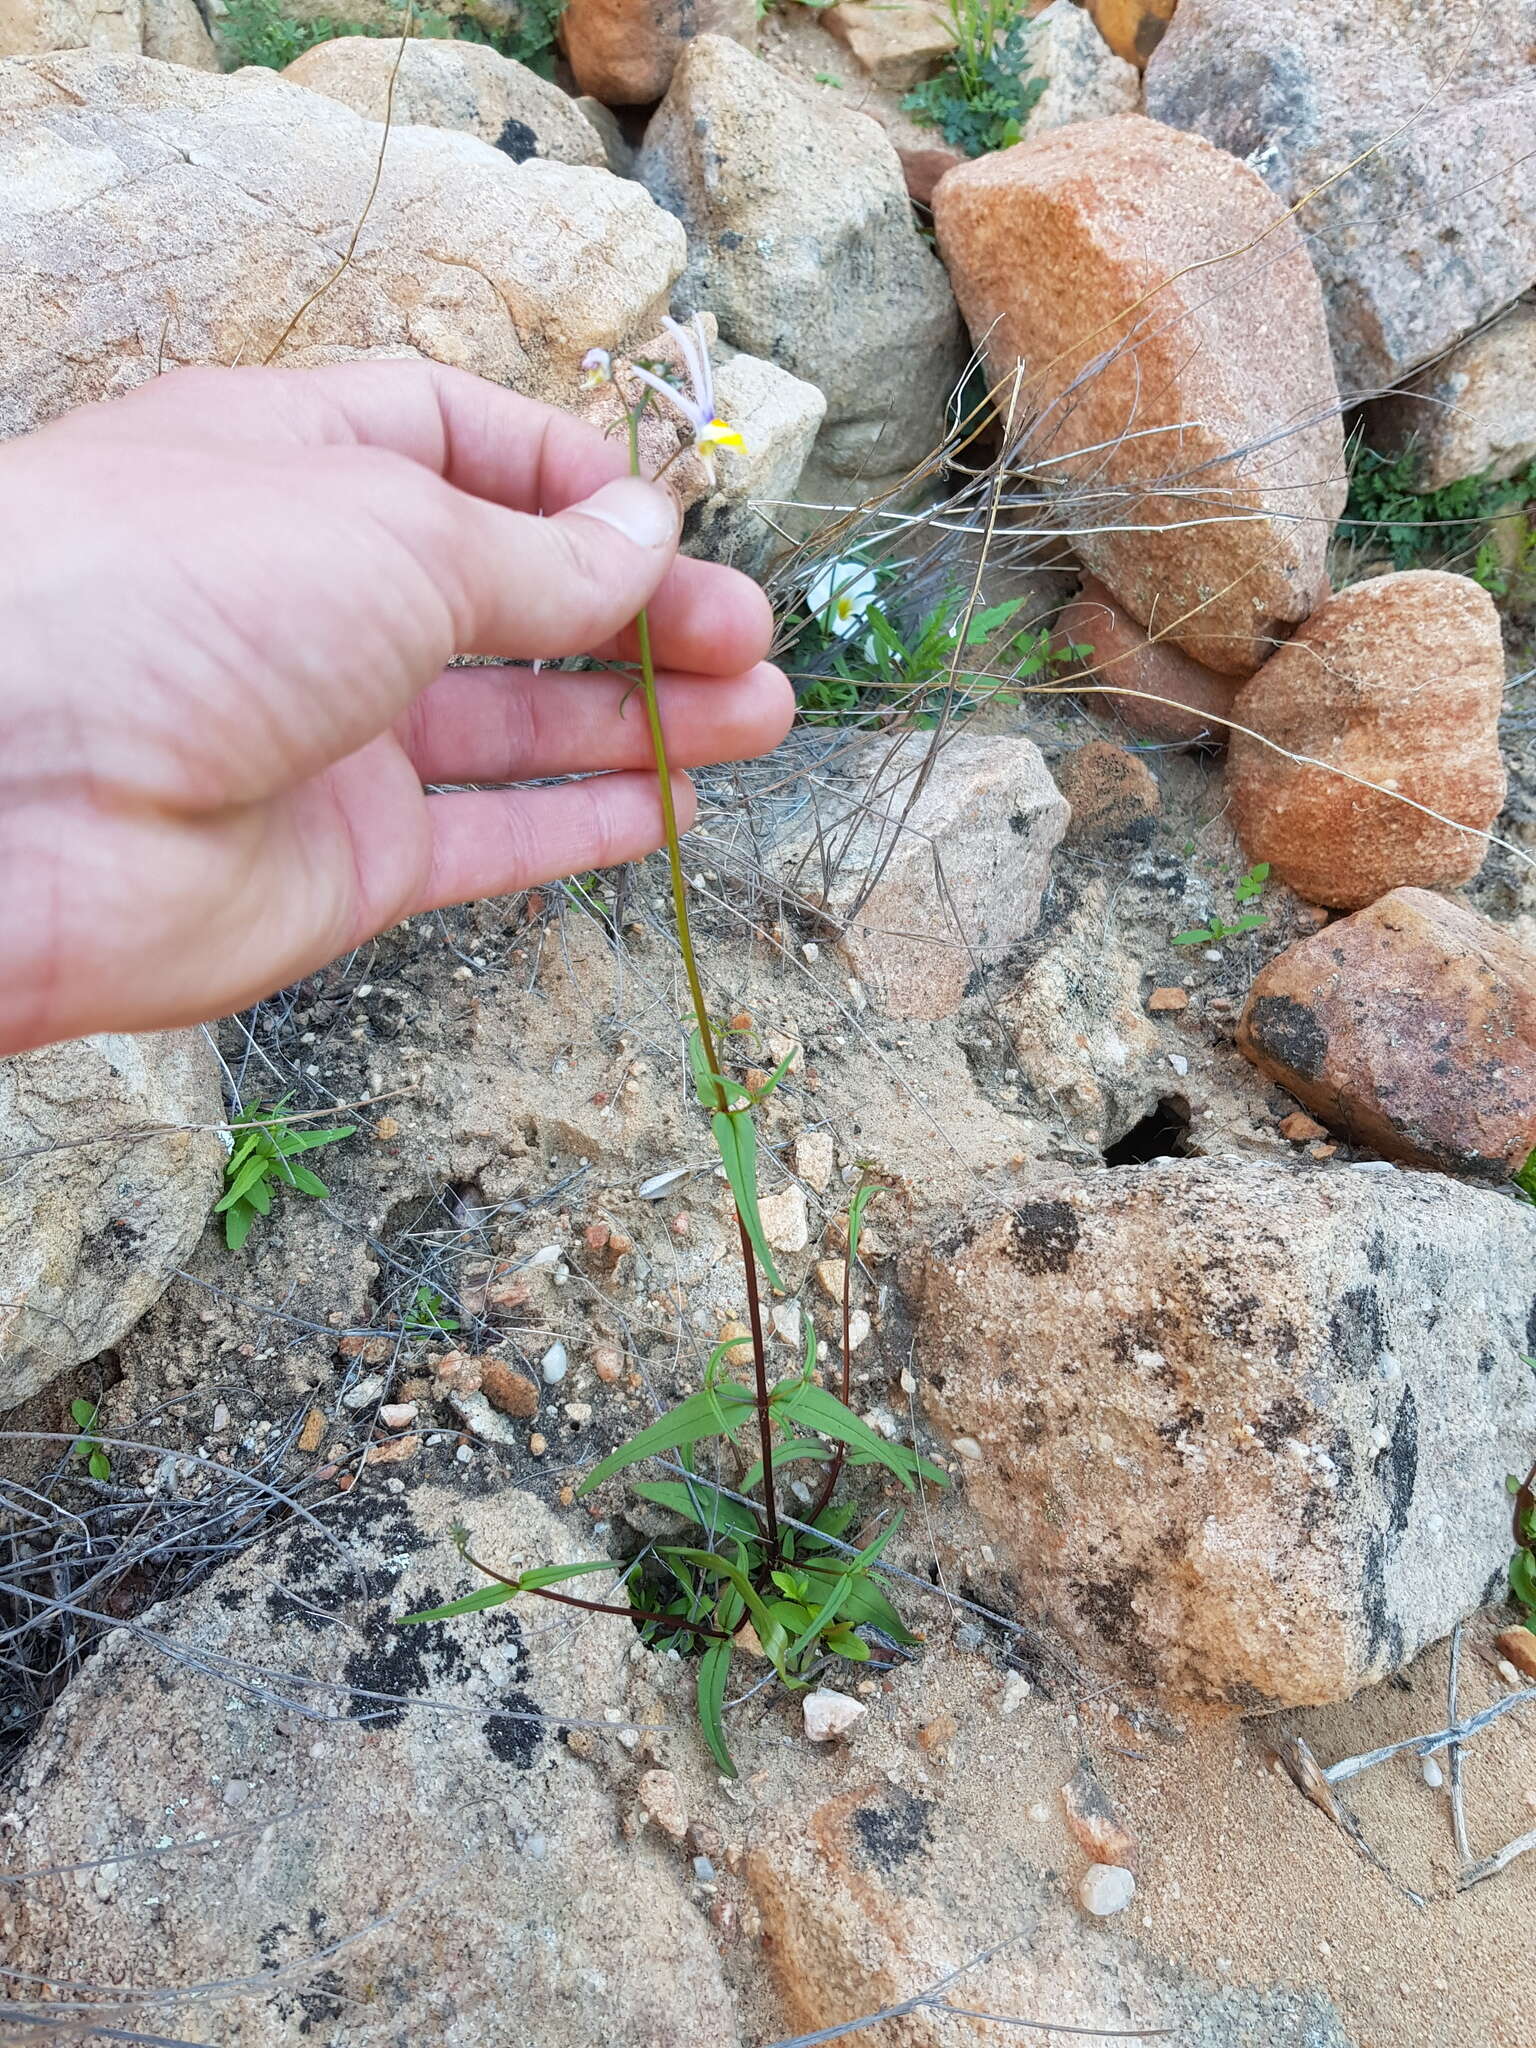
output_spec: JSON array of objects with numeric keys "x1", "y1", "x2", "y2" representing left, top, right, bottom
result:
[
  {"x1": 1057, "y1": 577, "x2": 1237, "y2": 742},
  {"x1": 933, "y1": 118, "x2": 1344, "y2": 676},
  {"x1": 1277, "y1": 1111, "x2": 1328, "y2": 1142},
  {"x1": 1053, "y1": 738, "x2": 1161, "y2": 845},
  {"x1": 1494, "y1": 1626, "x2": 1536, "y2": 1681},
  {"x1": 1237, "y1": 889, "x2": 1536, "y2": 1178},
  {"x1": 1227, "y1": 572, "x2": 1507, "y2": 910},
  {"x1": 480, "y1": 1360, "x2": 541, "y2": 1419},
  {"x1": 365, "y1": 1434, "x2": 420, "y2": 1467},
  {"x1": 560, "y1": 0, "x2": 756, "y2": 102},
  {"x1": 1083, "y1": 0, "x2": 1177, "y2": 66},
  {"x1": 1147, "y1": 986, "x2": 1189, "y2": 1013},
  {"x1": 1061, "y1": 1767, "x2": 1138, "y2": 1870},
  {"x1": 296, "y1": 1406, "x2": 326, "y2": 1454}
]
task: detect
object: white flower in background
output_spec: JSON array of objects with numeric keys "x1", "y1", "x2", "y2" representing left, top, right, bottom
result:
[{"x1": 805, "y1": 556, "x2": 879, "y2": 639}]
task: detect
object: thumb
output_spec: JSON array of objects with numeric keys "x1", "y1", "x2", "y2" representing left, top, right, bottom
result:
[{"x1": 445, "y1": 475, "x2": 682, "y2": 657}]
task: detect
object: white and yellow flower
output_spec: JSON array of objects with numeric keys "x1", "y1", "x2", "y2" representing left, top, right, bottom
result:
[
  {"x1": 628, "y1": 314, "x2": 746, "y2": 474},
  {"x1": 804, "y1": 556, "x2": 879, "y2": 640}
]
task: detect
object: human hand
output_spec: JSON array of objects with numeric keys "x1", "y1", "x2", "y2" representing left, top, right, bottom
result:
[{"x1": 0, "y1": 360, "x2": 791, "y2": 1057}]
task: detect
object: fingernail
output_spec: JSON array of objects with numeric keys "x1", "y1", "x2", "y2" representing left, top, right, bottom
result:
[{"x1": 575, "y1": 477, "x2": 679, "y2": 550}]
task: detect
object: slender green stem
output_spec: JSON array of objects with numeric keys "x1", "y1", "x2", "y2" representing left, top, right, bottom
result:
[{"x1": 625, "y1": 401, "x2": 780, "y2": 1557}]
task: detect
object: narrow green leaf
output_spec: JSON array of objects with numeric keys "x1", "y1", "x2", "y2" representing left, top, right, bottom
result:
[
  {"x1": 710, "y1": 1108, "x2": 783, "y2": 1291},
  {"x1": 224, "y1": 1200, "x2": 256, "y2": 1251},
  {"x1": 280, "y1": 1162, "x2": 330, "y2": 1200},
  {"x1": 802, "y1": 1567, "x2": 918, "y2": 1645},
  {"x1": 574, "y1": 1384, "x2": 755, "y2": 1497},
  {"x1": 516, "y1": 1560, "x2": 623, "y2": 1591},
  {"x1": 215, "y1": 1155, "x2": 271, "y2": 1212},
  {"x1": 244, "y1": 1175, "x2": 272, "y2": 1216},
  {"x1": 275, "y1": 1124, "x2": 357, "y2": 1156},
  {"x1": 399, "y1": 1583, "x2": 518, "y2": 1624},
  {"x1": 666, "y1": 1547, "x2": 784, "y2": 1662},
  {"x1": 631, "y1": 1480, "x2": 761, "y2": 1542},
  {"x1": 696, "y1": 1639, "x2": 736, "y2": 1777},
  {"x1": 779, "y1": 1383, "x2": 938, "y2": 1493},
  {"x1": 846, "y1": 1178, "x2": 883, "y2": 1267}
]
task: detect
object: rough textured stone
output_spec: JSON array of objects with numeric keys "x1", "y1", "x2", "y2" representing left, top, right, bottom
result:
[
  {"x1": 1057, "y1": 573, "x2": 1238, "y2": 743},
  {"x1": 0, "y1": 53, "x2": 685, "y2": 440},
  {"x1": 756, "y1": 1, "x2": 962, "y2": 203},
  {"x1": 933, "y1": 117, "x2": 1345, "y2": 676},
  {"x1": 236, "y1": 0, "x2": 525, "y2": 38},
  {"x1": 746, "y1": 1773, "x2": 1356, "y2": 2047},
  {"x1": 1082, "y1": 0, "x2": 1177, "y2": 66},
  {"x1": 0, "y1": 1031, "x2": 222, "y2": 1409},
  {"x1": 0, "y1": 0, "x2": 215, "y2": 64},
  {"x1": 1227, "y1": 571, "x2": 1507, "y2": 910},
  {"x1": 1238, "y1": 889, "x2": 1536, "y2": 1179},
  {"x1": 1, "y1": 1485, "x2": 743, "y2": 2043},
  {"x1": 1144, "y1": 0, "x2": 1536, "y2": 396},
  {"x1": 1053, "y1": 739, "x2": 1161, "y2": 846},
  {"x1": 1022, "y1": 0, "x2": 1140, "y2": 137},
  {"x1": 282, "y1": 36, "x2": 606, "y2": 166},
  {"x1": 774, "y1": 732, "x2": 1069, "y2": 1019},
  {"x1": 907, "y1": 1158, "x2": 1536, "y2": 1704},
  {"x1": 824, "y1": 0, "x2": 953, "y2": 89},
  {"x1": 637, "y1": 34, "x2": 965, "y2": 490},
  {"x1": 1367, "y1": 299, "x2": 1536, "y2": 492},
  {"x1": 560, "y1": 0, "x2": 757, "y2": 103}
]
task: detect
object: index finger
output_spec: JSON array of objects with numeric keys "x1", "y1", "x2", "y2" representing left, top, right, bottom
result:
[{"x1": 128, "y1": 361, "x2": 774, "y2": 674}]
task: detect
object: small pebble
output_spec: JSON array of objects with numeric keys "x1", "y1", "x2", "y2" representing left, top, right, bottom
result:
[
  {"x1": 1498, "y1": 1657, "x2": 1523, "y2": 1687},
  {"x1": 211, "y1": 1401, "x2": 230, "y2": 1433},
  {"x1": 999, "y1": 1671, "x2": 1033, "y2": 1715},
  {"x1": 952, "y1": 1436, "x2": 983, "y2": 1461},
  {"x1": 529, "y1": 1432, "x2": 549, "y2": 1457},
  {"x1": 1078, "y1": 1864, "x2": 1136, "y2": 1917},
  {"x1": 593, "y1": 1345, "x2": 624, "y2": 1383},
  {"x1": 455, "y1": 1444, "x2": 474, "y2": 1465},
  {"x1": 1421, "y1": 1757, "x2": 1444, "y2": 1789},
  {"x1": 341, "y1": 1374, "x2": 385, "y2": 1411},
  {"x1": 378, "y1": 1402, "x2": 417, "y2": 1430},
  {"x1": 541, "y1": 1342, "x2": 569, "y2": 1385},
  {"x1": 803, "y1": 1689, "x2": 866, "y2": 1743}
]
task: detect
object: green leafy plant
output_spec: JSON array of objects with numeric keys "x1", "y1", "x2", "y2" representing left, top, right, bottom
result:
[
  {"x1": 400, "y1": 322, "x2": 948, "y2": 1774},
  {"x1": 407, "y1": 1283, "x2": 461, "y2": 1335},
  {"x1": 902, "y1": 0, "x2": 1045, "y2": 159},
  {"x1": 797, "y1": 576, "x2": 1087, "y2": 726},
  {"x1": 1340, "y1": 444, "x2": 1536, "y2": 590},
  {"x1": 216, "y1": 1097, "x2": 356, "y2": 1250},
  {"x1": 1515, "y1": 1150, "x2": 1536, "y2": 1203},
  {"x1": 1173, "y1": 863, "x2": 1270, "y2": 945},
  {"x1": 1508, "y1": 1456, "x2": 1536, "y2": 1622},
  {"x1": 69, "y1": 1399, "x2": 110, "y2": 1484}
]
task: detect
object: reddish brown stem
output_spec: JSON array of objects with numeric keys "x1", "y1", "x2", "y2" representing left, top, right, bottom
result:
[{"x1": 462, "y1": 1546, "x2": 730, "y2": 1641}]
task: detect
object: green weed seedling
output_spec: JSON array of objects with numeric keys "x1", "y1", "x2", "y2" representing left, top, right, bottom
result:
[
  {"x1": 69, "y1": 1399, "x2": 110, "y2": 1484},
  {"x1": 1508, "y1": 1445, "x2": 1536, "y2": 1623},
  {"x1": 1341, "y1": 444, "x2": 1536, "y2": 591},
  {"x1": 400, "y1": 321, "x2": 948, "y2": 1774},
  {"x1": 1515, "y1": 1152, "x2": 1536, "y2": 1204},
  {"x1": 1173, "y1": 864, "x2": 1270, "y2": 946},
  {"x1": 903, "y1": 0, "x2": 1045, "y2": 158},
  {"x1": 407, "y1": 1283, "x2": 461, "y2": 1336},
  {"x1": 216, "y1": 1097, "x2": 356, "y2": 1250}
]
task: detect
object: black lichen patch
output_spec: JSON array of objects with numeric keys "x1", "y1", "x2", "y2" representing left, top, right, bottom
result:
[
  {"x1": 484, "y1": 1686, "x2": 544, "y2": 1768},
  {"x1": 1007, "y1": 1200, "x2": 1080, "y2": 1274},
  {"x1": 494, "y1": 117, "x2": 539, "y2": 161},
  {"x1": 1254, "y1": 1393, "x2": 1311, "y2": 1452},
  {"x1": 1378, "y1": 1387, "x2": 1419, "y2": 1536},
  {"x1": 1329, "y1": 1283, "x2": 1384, "y2": 1378},
  {"x1": 343, "y1": 1605, "x2": 471, "y2": 1729},
  {"x1": 851, "y1": 1786, "x2": 934, "y2": 1873},
  {"x1": 1071, "y1": 1568, "x2": 1153, "y2": 1677},
  {"x1": 1246, "y1": 994, "x2": 1328, "y2": 1080}
]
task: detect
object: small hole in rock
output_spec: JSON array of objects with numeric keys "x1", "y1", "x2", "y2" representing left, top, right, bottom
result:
[{"x1": 1102, "y1": 1097, "x2": 1191, "y2": 1167}]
